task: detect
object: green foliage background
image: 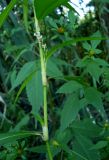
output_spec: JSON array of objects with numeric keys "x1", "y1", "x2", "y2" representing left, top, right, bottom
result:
[{"x1": 0, "y1": 0, "x2": 109, "y2": 159}]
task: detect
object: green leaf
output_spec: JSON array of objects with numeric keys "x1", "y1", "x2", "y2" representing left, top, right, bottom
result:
[
  {"x1": 77, "y1": 57, "x2": 104, "y2": 82},
  {"x1": 47, "y1": 58, "x2": 63, "y2": 78},
  {"x1": 90, "y1": 141, "x2": 108, "y2": 150},
  {"x1": 0, "y1": 0, "x2": 18, "y2": 28},
  {"x1": 34, "y1": 0, "x2": 68, "y2": 20},
  {"x1": 57, "y1": 80, "x2": 83, "y2": 94},
  {"x1": 52, "y1": 57, "x2": 70, "y2": 66},
  {"x1": 0, "y1": 131, "x2": 41, "y2": 146},
  {"x1": 55, "y1": 129, "x2": 72, "y2": 144},
  {"x1": 14, "y1": 72, "x2": 34, "y2": 105},
  {"x1": 95, "y1": 58, "x2": 109, "y2": 66},
  {"x1": 23, "y1": 0, "x2": 29, "y2": 32},
  {"x1": 26, "y1": 71, "x2": 43, "y2": 115},
  {"x1": 73, "y1": 133, "x2": 100, "y2": 160},
  {"x1": 93, "y1": 49, "x2": 102, "y2": 54},
  {"x1": 11, "y1": 61, "x2": 37, "y2": 90},
  {"x1": 72, "y1": 119, "x2": 102, "y2": 138},
  {"x1": 60, "y1": 94, "x2": 86, "y2": 131},
  {"x1": 68, "y1": 151, "x2": 88, "y2": 160},
  {"x1": 68, "y1": 10, "x2": 77, "y2": 27},
  {"x1": 84, "y1": 87, "x2": 105, "y2": 117},
  {"x1": 76, "y1": 56, "x2": 91, "y2": 68},
  {"x1": 10, "y1": 70, "x2": 17, "y2": 86},
  {"x1": 86, "y1": 60, "x2": 103, "y2": 82},
  {"x1": 83, "y1": 42, "x2": 91, "y2": 51},
  {"x1": 47, "y1": 17, "x2": 58, "y2": 29},
  {"x1": 13, "y1": 115, "x2": 30, "y2": 131},
  {"x1": 91, "y1": 31, "x2": 101, "y2": 49}
]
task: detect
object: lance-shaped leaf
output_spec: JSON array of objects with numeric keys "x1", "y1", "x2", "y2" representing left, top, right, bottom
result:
[
  {"x1": 60, "y1": 94, "x2": 87, "y2": 131},
  {"x1": 0, "y1": 0, "x2": 18, "y2": 27},
  {"x1": 0, "y1": 131, "x2": 41, "y2": 146},
  {"x1": 23, "y1": 0, "x2": 29, "y2": 32},
  {"x1": 26, "y1": 71, "x2": 43, "y2": 115},
  {"x1": 34, "y1": 0, "x2": 68, "y2": 20},
  {"x1": 73, "y1": 133, "x2": 100, "y2": 160},
  {"x1": 84, "y1": 87, "x2": 106, "y2": 118},
  {"x1": 57, "y1": 80, "x2": 83, "y2": 94},
  {"x1": 11, "y1": 61, "x2": 37, "y2": 90}
]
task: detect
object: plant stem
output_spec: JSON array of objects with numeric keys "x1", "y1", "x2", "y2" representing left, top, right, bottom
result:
[
  {"x1": 43, "y1": 85, "x2": 48, "y2": 132},
  {"x1": 46, "y1": 141, "x2": 53, "y2": 160},
  {"x1": 33, "y1": 2, "x2": 53, "y2": 160},
  {"x1": 33, "y1": 2, "x2": 48, "y2": 140}
]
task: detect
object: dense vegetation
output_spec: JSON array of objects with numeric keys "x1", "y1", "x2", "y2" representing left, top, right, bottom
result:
[{"x1": 0, "y1": 0, "x2": 109, "y2": 159}]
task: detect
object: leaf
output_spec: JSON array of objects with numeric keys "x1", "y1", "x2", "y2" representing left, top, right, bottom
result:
[
  {"x1": 86, "y1": 60, "x2": 103, "y2": 82},
  {"x1": 47, "y1": 17, "x2": 58, "y2": 29},
  {"x1": 34, "y1": 0, "x2": 68, "y2": 20},
  {"x1": 10, "y1": 70, "x2": 17, "y2": 86},
  {"x1": 73, "y1": 133, "x2": 100, "y2": 160},
  {"x1": 84, "y1": 87, "x2": 105, "y2": 117},
  {"x1": 13, "y1": 115, "x2": 30, "y2": 131},
  {"x1": 55, "y1": 129, "x2": 72, "y2": 144},
  {"x1": 93, "y1": 49, "x2": 102, "y2": 54},
  {"x1": 90, "y1": 141, "x2": 108, "y2": 150},
  {"x1": 83, "y1": 42, "x2": 91, "y2": 51},
  {"x1": 47, "y1": 58, "x2": 63, "y2": 78},
  {"x1": 72, "y1": 119, "x2": 102, "y2": 138},
  {"x1": 77, "y1": 57, "x2": 104, "y2": 82},
  {"x1": 95, "y1": 58, "x2": 109, "y2": 67},
  {"x1": 68, "y1": 10, "x2": 77, "y2": 27},
  {"x1": 14, "y1": 72, "x2": 34, "y2": 105},
  {"x1": 57, "y1": 80, "x2": 83, "y2": 94},
  {"x1": 60, "y1": 94, "x2": 79, "y2": 131},
  {"x1": 23, "y1": 0, "x2": 29, "y2": 32},
  {"x1": 11, "y1": 61, "x2": 37, "y2": 90},
  {"x1": 0, "y1": 131, "x2": 41, "y2": 146},
  {"x1": 69, "y1": 151, "x2": 88, "y2": 160},
  {"x1": 26, "y1": 71, "x2": 43, "y2": 115},
  {"x1": 51, "y1": 57, "x2": 70, "y2": 66},
  {"x1": 91, "y1": 31, "x2": 101, "y2": 49},
  {"x1": 0, "y1": 0, "x2": 18, "y2": 28},
  {"x1": 60, "y1": 94, "x2": 86, "y2": 131},
  {"x1": 76, "y1": 56, "x2": 91, "y2": 68}
]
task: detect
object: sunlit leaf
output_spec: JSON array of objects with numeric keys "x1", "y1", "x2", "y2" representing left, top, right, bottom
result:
[
  {"x1": 34, "y1": 0, "x2": 68, "y2": 20},
  {"x1": 0, "y1": 0, "x2": 18, "y2": 27}
]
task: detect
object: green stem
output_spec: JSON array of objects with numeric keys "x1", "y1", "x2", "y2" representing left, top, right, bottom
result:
[
  {"x1": 46, "y1": 141, "x2": 53, "y2": 160},
  {"x1": 43, "y1": 85, "x2": 48, "y2": 132},
  {"x1": 33, "y1": 2, "x2": 53, "y2": 160}
]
